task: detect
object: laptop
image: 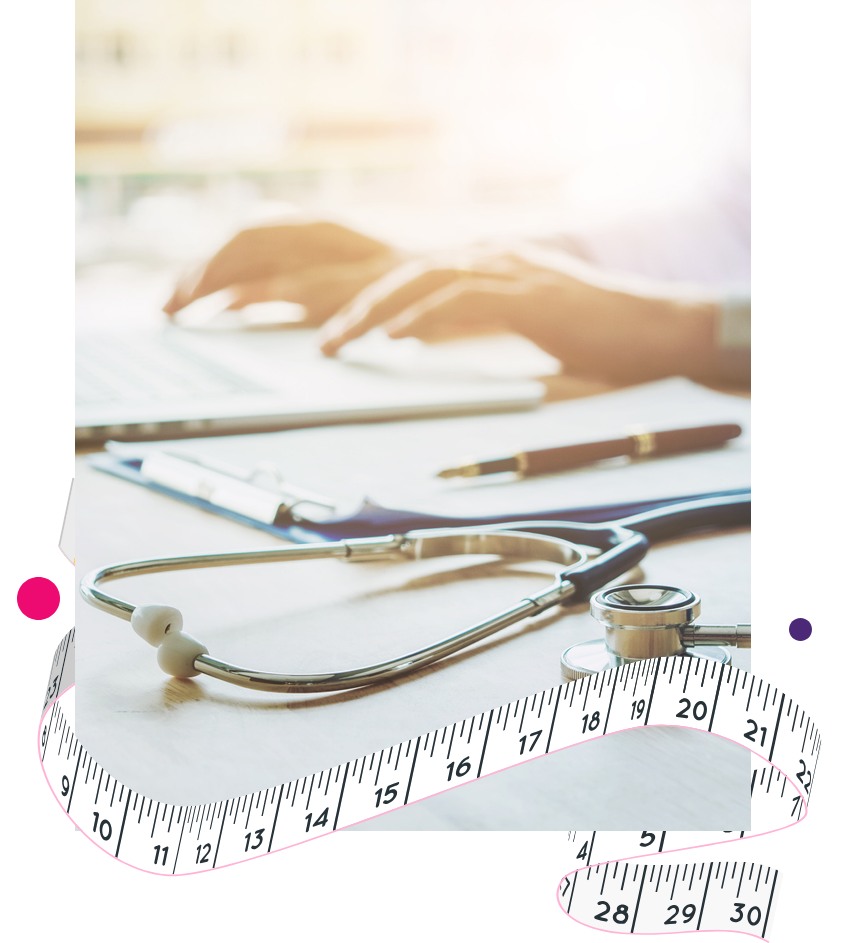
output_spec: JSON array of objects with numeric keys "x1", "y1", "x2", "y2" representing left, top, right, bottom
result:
[{"x1": 76, "y1": 315, "x2": 544, "y2": 445}]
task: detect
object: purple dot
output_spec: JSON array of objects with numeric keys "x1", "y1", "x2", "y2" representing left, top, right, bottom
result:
[
  {"x1": 789, "y1": 618, "x2": 812, "y2": 642},
  {"x1": 17, "y1": 577, "x2": 60, "y2": 620}
]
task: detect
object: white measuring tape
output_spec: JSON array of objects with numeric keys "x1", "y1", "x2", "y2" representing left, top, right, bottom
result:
[{"x1": 40, "y1": 628, "x2": 818, "y2": 939}]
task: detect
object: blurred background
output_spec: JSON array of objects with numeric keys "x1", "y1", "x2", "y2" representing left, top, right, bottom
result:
[{"x1": 76, "y1": 0, "x2": 749, "y2": 283}]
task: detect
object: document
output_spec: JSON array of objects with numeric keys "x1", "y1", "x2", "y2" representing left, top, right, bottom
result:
[{"x1": 103, "y1": 377, "x2": 750, "y2": 525}]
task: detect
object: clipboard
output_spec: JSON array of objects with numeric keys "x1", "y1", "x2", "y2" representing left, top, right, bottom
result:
[
  {"x1": 89, "y1": 449, "x2": 749, "y2": 541},
  {"x1": 89, "y1": 378, "x2": 751, "y2": 541}
]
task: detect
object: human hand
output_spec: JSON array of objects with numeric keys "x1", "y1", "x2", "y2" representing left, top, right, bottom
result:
[
  {"x1": 317, "y1": 252, "x2": 528, "y2": 353},
  {"x1": 317, "y1": 249, "x2": 718, "y2": 384},
  {"x1": 163, "y1": 220, "x2": 402, "y2": 324}
]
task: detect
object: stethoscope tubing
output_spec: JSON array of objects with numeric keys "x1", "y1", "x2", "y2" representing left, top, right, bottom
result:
[
  {"x1": 80, "y1": 491, "x2": 750, "y2": 694},
  {"x1": 284, "y1": 487, "x2": 751, "y2": 542}
]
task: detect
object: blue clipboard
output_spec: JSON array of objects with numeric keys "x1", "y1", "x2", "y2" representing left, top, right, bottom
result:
[{"x1": 89, "y1": 452, "x2": 750, "y2": 543}]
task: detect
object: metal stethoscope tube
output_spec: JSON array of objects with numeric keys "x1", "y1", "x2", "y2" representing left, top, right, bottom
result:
[{"x1": 81, "y1": 528, "x2": 589, "y2": 694}]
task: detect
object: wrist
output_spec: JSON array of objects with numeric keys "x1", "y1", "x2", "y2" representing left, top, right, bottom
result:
[{"x1": 574, "y1": 288, "x2": 718, "y2": 384}]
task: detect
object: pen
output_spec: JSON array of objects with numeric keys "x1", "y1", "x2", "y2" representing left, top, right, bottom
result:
[{"x1": 436, "y1": 423, "x2": 743, "y2": 479}]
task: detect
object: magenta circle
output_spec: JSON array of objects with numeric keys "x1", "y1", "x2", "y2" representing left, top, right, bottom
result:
[{"x1": 17, "y1": 577, "x2": 60, "y2": 620}]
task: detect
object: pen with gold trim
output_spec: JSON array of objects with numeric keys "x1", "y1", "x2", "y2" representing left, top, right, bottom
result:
[{"x1": 436, "y1": 423, "x2": 743, "y2": 479}]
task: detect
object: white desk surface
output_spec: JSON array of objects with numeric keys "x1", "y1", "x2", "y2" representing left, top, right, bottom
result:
[{"x1": 74, "y1": 393, "x2": 750, "y2": 832}]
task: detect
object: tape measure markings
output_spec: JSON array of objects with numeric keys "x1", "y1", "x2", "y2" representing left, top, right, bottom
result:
[
  {"x1": 40, "y1": 630, "x2": 818, "y2": 936},
  {"x1": 556, "y1": 753, "x2": 809, "y2": 938},
  {"x1": 559, "y1": 859, "x2": 781, "y2": 937},
  {"x1": 41, "y1": 635, "x2": 817, "y2": 867}
]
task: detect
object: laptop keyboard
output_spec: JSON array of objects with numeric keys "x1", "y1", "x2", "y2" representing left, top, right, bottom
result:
[{"x1": 77, "y1": 334, "x2": 269, "y2": 405}]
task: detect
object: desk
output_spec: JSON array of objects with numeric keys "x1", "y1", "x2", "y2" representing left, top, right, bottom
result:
[{"x1": 74, "y1": 385, "x2": 750, "y2": 831}]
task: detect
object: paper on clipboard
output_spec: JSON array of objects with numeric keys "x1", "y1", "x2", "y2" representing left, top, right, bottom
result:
[{"x1": 104, "y1": 378, "x2": 749, "y2": 523}]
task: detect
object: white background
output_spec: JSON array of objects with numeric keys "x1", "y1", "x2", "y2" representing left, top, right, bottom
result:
[{"x1": 2, "y1": 2, "x2": 847, "y2": 940}]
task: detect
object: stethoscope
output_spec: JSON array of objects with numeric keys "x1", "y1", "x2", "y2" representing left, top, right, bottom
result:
[
  {"x1": 80, "y1": 491, "x2": 750, "y2": 694},
  {"x1": 562, "y1": 583, "x2": 750, "y2": 681}
]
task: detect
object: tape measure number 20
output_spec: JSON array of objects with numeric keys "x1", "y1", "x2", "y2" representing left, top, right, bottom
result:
[{"x1": 39, "y1": 629, "x2": 819, "y2": 939}]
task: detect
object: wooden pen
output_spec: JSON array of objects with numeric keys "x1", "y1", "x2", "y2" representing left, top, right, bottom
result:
[{"x1": 436, "y1": 423, "x2": 743, "y2": 479}]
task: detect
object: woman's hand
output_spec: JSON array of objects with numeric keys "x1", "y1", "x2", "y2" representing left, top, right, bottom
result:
[{"x1": 163, "y1": 220, "x2": 403, "y2": 324}]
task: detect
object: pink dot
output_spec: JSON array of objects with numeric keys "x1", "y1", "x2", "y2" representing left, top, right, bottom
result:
[{"x1": 17, "y1": 577, "x2": 60, "y2": 620}]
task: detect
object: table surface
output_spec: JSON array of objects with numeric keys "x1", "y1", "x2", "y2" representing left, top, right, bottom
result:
[{"x1": 74, "y1": 365, "x2": 751, "y2": 832}]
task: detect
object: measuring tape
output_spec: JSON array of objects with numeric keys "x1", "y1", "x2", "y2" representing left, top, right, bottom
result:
[{"x1": 40, "y1": 628, "x2": 818, "y2": 938}]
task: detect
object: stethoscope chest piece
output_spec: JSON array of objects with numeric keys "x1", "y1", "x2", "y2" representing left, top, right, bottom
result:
[{"x1": 560, "y1": 584, "x2": 749, "y2": 682}]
